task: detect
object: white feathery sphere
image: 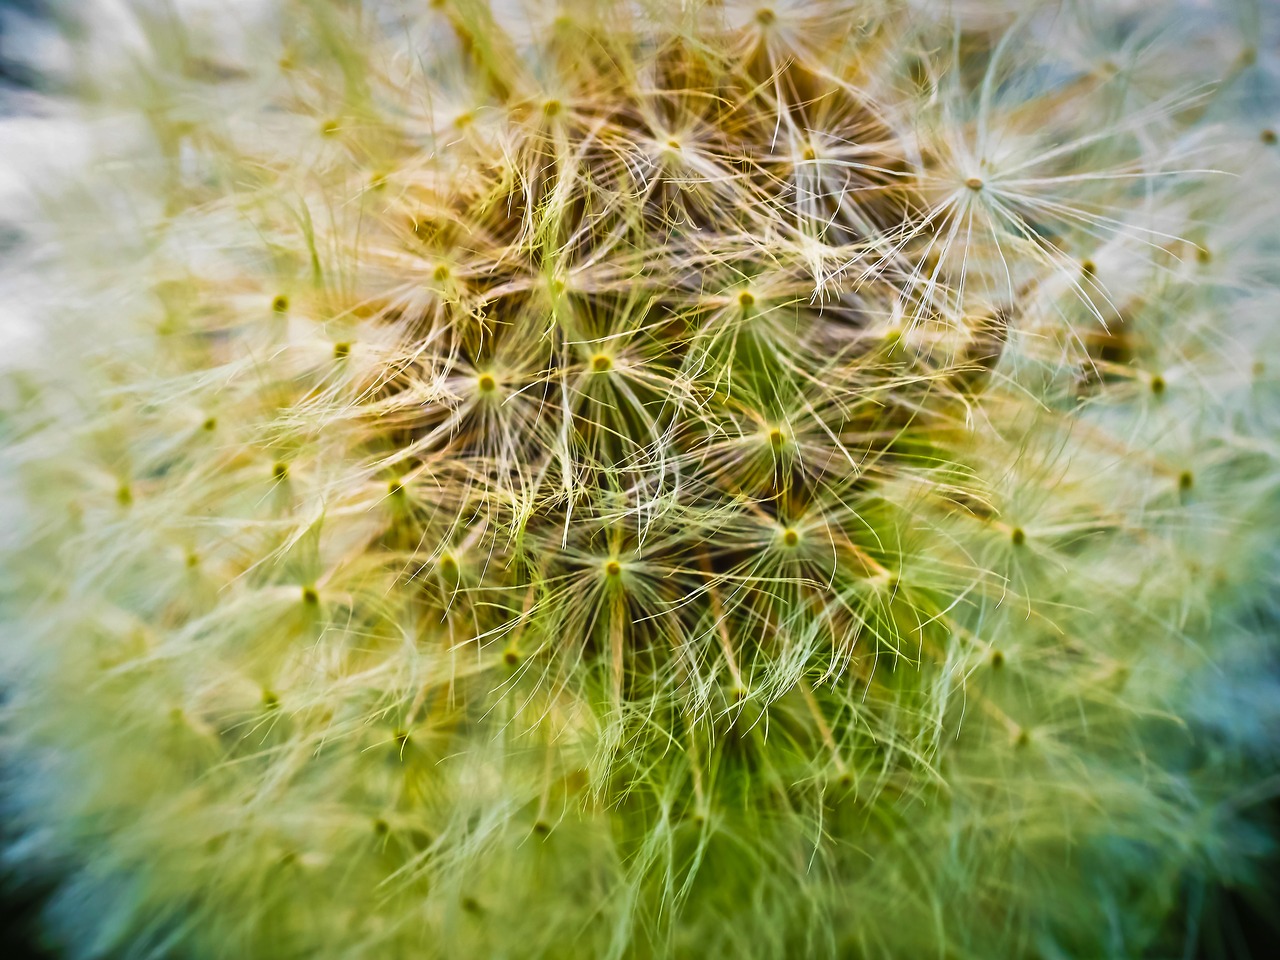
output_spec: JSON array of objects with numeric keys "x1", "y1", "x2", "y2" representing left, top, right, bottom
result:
[{"x1": 1, "y1": 1, "x2": 1278, "y2": 958}]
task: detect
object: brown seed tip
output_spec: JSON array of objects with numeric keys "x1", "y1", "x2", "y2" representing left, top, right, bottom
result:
[
  {"x1": 965, "y1": 177, "x2": 984, "y2": 191},
  {"x1": 1150, "y1": 374, "x2": 1166, "y2": 395},
  {"x1": 1261, "y1": 129, "x2": 1277, "y2": 145},
  {"x1": 272, "y1": 294, "x2": 289, "y2": 313},
  {"x1": 1010, "y1": 527, "x2": 1026, "y2": 547},
  {"x1": 782, "y1": 528, "x2": 799, "y2": 548},
  {"x1": 476, "y1": 373, "x2": 497, "y2": 393},
  {"x1": 604, "y1": 560, "x2": 622, "y2": 577},
  {"x1": 592, "y1": 354, "x2": 613, "y2": 373},
  {"x1": 755, "y1": 8, "x2": 776, "y2": 26},
  {"x1": 332, "y1": 341, "x2": 350, "y2": 360},
  {"x1": 738, "y1": 289, "x2": 755, "y2": 308}
]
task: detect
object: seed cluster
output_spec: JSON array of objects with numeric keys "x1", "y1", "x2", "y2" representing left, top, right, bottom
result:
[{"x1": 2, "y1": 2, "x2": 1278, "y2": 959}]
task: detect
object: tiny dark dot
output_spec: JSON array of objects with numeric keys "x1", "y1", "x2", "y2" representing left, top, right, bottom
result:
[
  {"x1": 592, "y1": 354, "x2": 613, "y2": 373},
  {"x1": 1080, "y1": 259, "x2": 1096, "y2": 277},
  {"x1": 1010, "y1": 527, "x2": 1026, "y2": 547},
  {"x1": 738, "y1": 290, "x2": 755, "y2": 308},
  {"x1": 461, "y1": 896, "x2": 482, "y2": 914},
  {"x1": 532, "y1": 820, "x2": 551, "y2": 836},
  {"x1": 1150, "y1": 375, "x2": 1166, "y2": 395},
  {"x1": 1178, "y1": 470, "x2": 1194, "y2": 491},
  {"x1": 262, "y1": 690, "x2": 280, "y2": 709},
  {"x1": 272, "y1": 295, "x2": 289, "y2": 313},
  {"x1": 782, "y1": 528, "x2": 799, "y2": 548},
  {"x1": 202, "y1": 417, "x2": 217, "y2": 431},
  {"x1": 503, "y1": 649, "x2": 520, "y2": 666},
  {"x1": 476, "y1": 373, "x2": 497, "y2": 393},
  {"x1": 432, "y1": 263, "x2": 450, "y2": 282},
  {"x1": 301, "y1": 586, "x2": 319, "y2": 605},
  {"x1": 801, "y1": 146, "x2": 816, "y2": 161},
  {"x1": 388, "y1": 479, "x2": 403, "y2": 496},
  {"x1": 768, "y1": 427, "x2": 785, "y2": 449},
  {"x1": 543, "y1": 99, "x2": 562, "y2": 117},
  {"x1": 333, "y1": 342, "x2": 350, "y2": 360},
  {"x1": 604, "y1": 560, "x2": 622, "y2": 577},
  {"x1": 1262, "y1": 129, "x2": 1277, "y2": 145},
  {"x1": 372, "y1": 818, "x2": 390, "y2": 836},
  {"x1": 665, "y1": 138, "x2": 681, "y2": 151},
  {"x1": 394, "y1": 729, "x2": 409, "y2": 747},
  {"x1": 1195, "y1": 247, "x2": 1211, "y2": 265},
  {"x1": 965, "y1": 177, "x2": 984, "y2": 191},
  {"x1": 116, "y1": 484, "x2": 133, "y2": 506},
  {"x1": 272, "y1": 462, "x2": 289, "y2": 481},
  {"x1": 755, "y1": 8, "x2": 776, "y2": 26},
  {"x1": 990, "y1": 650, "x2": 1005, "y2": 669}
]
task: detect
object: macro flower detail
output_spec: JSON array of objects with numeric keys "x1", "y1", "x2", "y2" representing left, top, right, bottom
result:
[{"x1": 1, "y1": 1, "x2": 1277, "y2": 958}]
